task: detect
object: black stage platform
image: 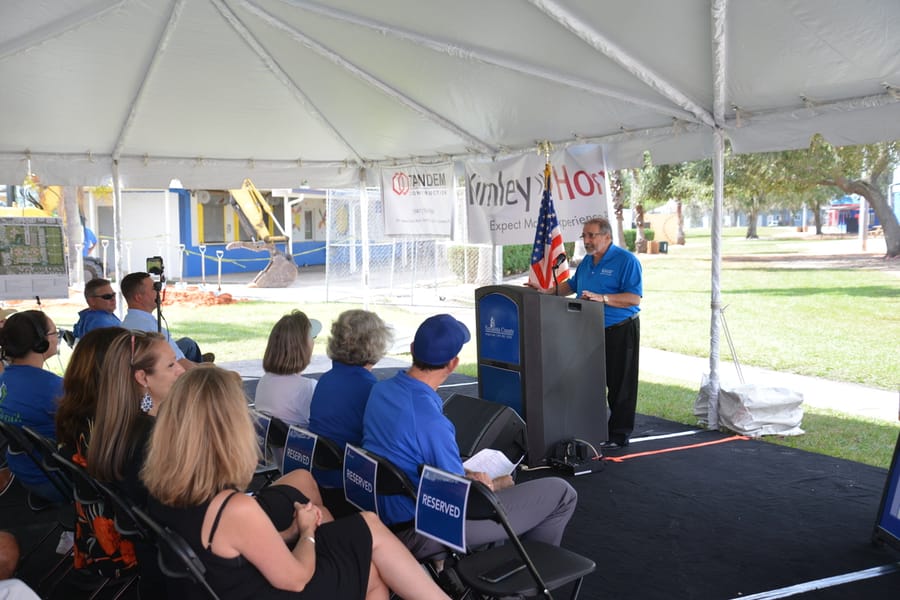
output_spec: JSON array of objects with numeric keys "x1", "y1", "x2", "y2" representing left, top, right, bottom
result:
[{"x1": 3, "y1": 370, "x2": 898, "y2": 598}]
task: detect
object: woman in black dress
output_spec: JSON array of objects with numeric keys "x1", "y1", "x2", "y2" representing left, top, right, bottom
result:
[{"x1": 142, "y1": 366, "x2": 449, "y2": 600}]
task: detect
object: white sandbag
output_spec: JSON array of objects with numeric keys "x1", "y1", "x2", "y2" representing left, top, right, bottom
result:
[{"x1": 718, "y1": 382, "x2": 805, "y2": 437}]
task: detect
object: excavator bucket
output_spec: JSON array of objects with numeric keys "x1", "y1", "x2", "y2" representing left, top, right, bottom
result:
[{"x1": 227, "y1": 179, "x2": 298, "y2": 288}]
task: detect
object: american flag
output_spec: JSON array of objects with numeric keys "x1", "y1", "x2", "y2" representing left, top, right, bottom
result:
[{"x1": 528, "y1": 186, "x2": 569, "y2": 290}]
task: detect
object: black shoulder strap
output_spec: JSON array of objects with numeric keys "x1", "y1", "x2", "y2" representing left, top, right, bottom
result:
[{"x1": 207, "y1": 490, "x2": 241, "y2": 549}]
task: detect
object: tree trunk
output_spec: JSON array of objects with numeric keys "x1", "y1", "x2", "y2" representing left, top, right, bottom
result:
[
  {"x1": 745, "y1": 196, "x2": 760, "y2": 239},
  {"x1": 62, "y1": 186, "x2": 83, "y2": 286},
  {"x1": 822, "y1": 177, "x2": 900, "y2": 257},
  {"x1": 611, "y1": 171, "x2": 626, "y2": 247},
  {"x1": 676, "y1": 199, "x2": 685, "y2": 245},
  {"x1": 813, "y1": 202, "x2": 823, "y2": 235},
  {"x1": 635, "y1": 204, "x2": 647, "y2": 253}
]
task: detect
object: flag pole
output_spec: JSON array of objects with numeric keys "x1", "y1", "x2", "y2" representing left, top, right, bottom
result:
[{"x1": 538, "y1": 140, "x2": 553, "y2": 192}]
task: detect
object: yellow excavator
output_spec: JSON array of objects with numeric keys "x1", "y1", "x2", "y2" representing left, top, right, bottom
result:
[{"x1": 227, "y1": 179, "x2": 298, "y2": 288}]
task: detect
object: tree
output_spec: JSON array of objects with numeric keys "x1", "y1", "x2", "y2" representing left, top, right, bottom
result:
[
  {"x1": 806, "y1": 137, "x2": 900, "y2": 257},
  {"x1": 723, "y1": 151, "x2": 794, "y2": 239}
]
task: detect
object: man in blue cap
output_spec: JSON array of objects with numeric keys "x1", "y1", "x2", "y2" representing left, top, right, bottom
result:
[{"x1": 363, "y1": 313, "x2": 577, "y2": 556}]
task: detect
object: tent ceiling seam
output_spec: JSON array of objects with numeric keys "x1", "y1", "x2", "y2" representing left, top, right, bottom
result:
[
  {"x1": 527, "y1": 0, "x2": 716, "y2": 129},
  {"x1": 270, "y1": 0, "x2": 696, "y2": 123},
  {"x1": 214, "y1": 0, "x2": 365, "y2": 166},
  {"x1": 730, "y1": 92, "x2": 900, "y2": 126},
  {"x1": 111, "y1": 0, "x2": 185, "y2": 161},
  {"x1": 0, "y1": 0, "x2": 125, "y2": 61}
]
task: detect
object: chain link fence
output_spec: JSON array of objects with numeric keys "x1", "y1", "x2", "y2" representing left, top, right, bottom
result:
[{"x1": 325, "y1": 188, "x2": 497, "y2": 308}]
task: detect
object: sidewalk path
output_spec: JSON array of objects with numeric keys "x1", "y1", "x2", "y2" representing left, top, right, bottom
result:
[{"x1": 640, "y1": 347, "x2": 898, "y2": 424}]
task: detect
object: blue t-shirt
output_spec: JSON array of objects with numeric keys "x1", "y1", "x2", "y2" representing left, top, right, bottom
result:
[
  {"x1": 122, "y1": 308, "x2": 185, "y2": 360},
  {"x1": 308, "y1": 362, "x2": 377, "y2": 488},
  {"x1": 73, "y1": 308, "x2": 122, "y2": 340},
  {"x1": 569, "y1": 244, "x2": 643, "y2": 327},
  {"x1": 0, "y1": 365, "x2": 64, "y2": 487},
  {"x1": 362, "y1": 370, "x2": 464, "y2": 524}
]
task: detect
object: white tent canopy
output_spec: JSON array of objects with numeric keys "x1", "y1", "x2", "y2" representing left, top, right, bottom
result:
[
  {"x1": 2, "y1": 0, "x2": 899, "y2": 187},
  {"x1": 2, "y1": 0, "x2": 899, "y2": 426}
]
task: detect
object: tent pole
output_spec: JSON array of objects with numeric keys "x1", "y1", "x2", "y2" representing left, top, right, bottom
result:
[
  {"x1": 111, "y1": 159, "x2": 124, "y2": 289},
  {"x1": 358, "y1": 168, "x2": 370, "y2": 311},
  {"x1": 707, "y1": 129, "x2": 725, "y2": 429}
]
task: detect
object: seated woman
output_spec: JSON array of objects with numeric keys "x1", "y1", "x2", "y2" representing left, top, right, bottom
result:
[
  {"x1": 54, "y1": 326, "x2": 133, "y2": 574},
  {"x1": 254, "y1": 310, "x2": 321, "y2": 427},
  {"x1": 88, "y1": 330, "x2": 328, "y2": 517},
  {"x1": 0, "y1": 310, "x2": 65, "y2": 503},
  {"x1": 143, "y1": 366, "x2": 448, "y2": 600},
  {"x1": 56, "y1": 327, "x2": 127, "y2": 458},
  {"x1": 86, "y1": 330, "x2": 186, "y2": 595},
  {"x1": 87, "y1": 330, "x2": 185, "y2": 506},
  {"x1": 308, "y1": 310, "x2": 392, "y2": 488}
]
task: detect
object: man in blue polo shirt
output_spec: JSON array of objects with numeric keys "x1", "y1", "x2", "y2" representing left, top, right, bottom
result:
[
  {"x1": 120, "y1": 272, "x2": 211, "y2": 369},
  {"x1": 73, "y1": 278, "x2": 122, "y2": 341},
  {"x1": 532, "y1": 216, "x2": 643, "y2": 449},
  {"x1": 362, "y1": 313, "x2": 577, "y2": 556}
]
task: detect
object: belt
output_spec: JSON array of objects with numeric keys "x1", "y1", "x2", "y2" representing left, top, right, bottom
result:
[{"x1": 605, "y1": 313, "x2": 639, "y2": 331}]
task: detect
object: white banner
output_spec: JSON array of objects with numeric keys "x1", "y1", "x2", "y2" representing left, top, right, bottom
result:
[
  {"x1": 381, "y1": 163, "x2": 455, "y2": 236},
  {"x1": 465, "y1": 147, "x2": 608, "y2": 245}
]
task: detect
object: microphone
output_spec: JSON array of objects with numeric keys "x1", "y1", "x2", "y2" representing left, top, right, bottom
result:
[{"x1": 551, "y1": 254, "x2": 567, "y2": 296}]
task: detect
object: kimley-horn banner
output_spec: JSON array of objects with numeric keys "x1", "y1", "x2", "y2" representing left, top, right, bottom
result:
[
  {"x1": 381, "y1": 163, "x2": 455, "y2": 236},
  {"x1": 465, "y1": 147, "x2": 608, "y2": 245}
]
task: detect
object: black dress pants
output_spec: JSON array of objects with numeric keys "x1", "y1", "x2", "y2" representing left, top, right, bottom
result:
[{"x1": 604, "y1": 316, "x2": 640, "y2": 444}]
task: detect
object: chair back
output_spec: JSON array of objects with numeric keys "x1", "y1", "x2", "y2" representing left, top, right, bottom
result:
[
  {"x1": 282, "y1": 426, "x2": 317, "y2": 474},
  {"x1": 250, "y1": 410, "x2": 272, "y2": 467},
  {"x1": 51, "y1": 451, "x2": 141, "y2": 578},
  {"x1": 454, "y1": 478, "x2": 595, "y2": 600},
  {"x1": 415, "y1": 465, "x2": 471, "y2": 553},
  {"x1": 342, "y1": 444, "x2": 378, "y2": 513},
  {"x1": 130, "y1": 506, "x2": 221, "y2": 600},
  {"x1": 14, "y1": 425, "x2": 73, "y2": 502}
]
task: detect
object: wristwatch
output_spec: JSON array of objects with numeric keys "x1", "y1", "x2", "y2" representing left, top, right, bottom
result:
[{"x1": 602, "y1": 295, "x2": 610, "y2": 304}]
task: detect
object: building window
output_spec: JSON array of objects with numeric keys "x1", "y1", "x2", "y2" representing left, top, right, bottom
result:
[{"x1": 201, "y1": 204, "x2": 226, "y2": 243}]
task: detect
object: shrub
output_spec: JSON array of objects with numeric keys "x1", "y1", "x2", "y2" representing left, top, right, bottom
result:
[
  {"x1": 502, "y1": 242, "x2": 575, "y2": 276},
  {"x1": 623, "y1": 229, "x2": 654, "y2": 251}
]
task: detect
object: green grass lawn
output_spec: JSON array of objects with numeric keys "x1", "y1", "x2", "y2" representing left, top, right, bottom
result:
[{"x1": 639, "y1": 229, "x2": 899, "y2": 389}]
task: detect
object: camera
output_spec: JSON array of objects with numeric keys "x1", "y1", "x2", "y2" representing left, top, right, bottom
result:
[
  {"x1": 146, "y1": 256, "x2": 166, "y2": 290},
  {"x1": 146, "y1": 256, "x2": 164, "y2": 276}
]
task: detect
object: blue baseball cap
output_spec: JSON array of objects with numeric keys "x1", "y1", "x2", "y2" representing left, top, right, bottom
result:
[{"x1": 412, "y1": 314, "x2": 471, "y2": 366}]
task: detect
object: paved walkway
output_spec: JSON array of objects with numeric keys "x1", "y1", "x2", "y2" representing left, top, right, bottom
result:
[{"x1": 208, "y1": 268, "x2": 898, "y2": 426}]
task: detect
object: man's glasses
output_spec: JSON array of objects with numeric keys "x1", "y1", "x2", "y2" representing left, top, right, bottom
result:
[
  {"x1": 92, "y1": 293, "x2": 116, "y2": 300},
  {"x1": 579, "y1": 232, "x2": 604, "y2": 240}
]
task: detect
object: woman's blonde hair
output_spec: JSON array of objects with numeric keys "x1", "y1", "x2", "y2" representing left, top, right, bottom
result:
[
  {"x1": 262, "y1": 310, "x2": 314, "y2": 375},
  {"x1": 87, "y1": 331, "x2": 166, "y2": 482},
  {"x1": 142, "y1": 366, "x2": 259, "y2": 507}
]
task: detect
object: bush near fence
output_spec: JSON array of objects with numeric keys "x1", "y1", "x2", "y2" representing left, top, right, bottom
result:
[{"x1": 623, "y1": 229, "x2": 655, "y2": 252}]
